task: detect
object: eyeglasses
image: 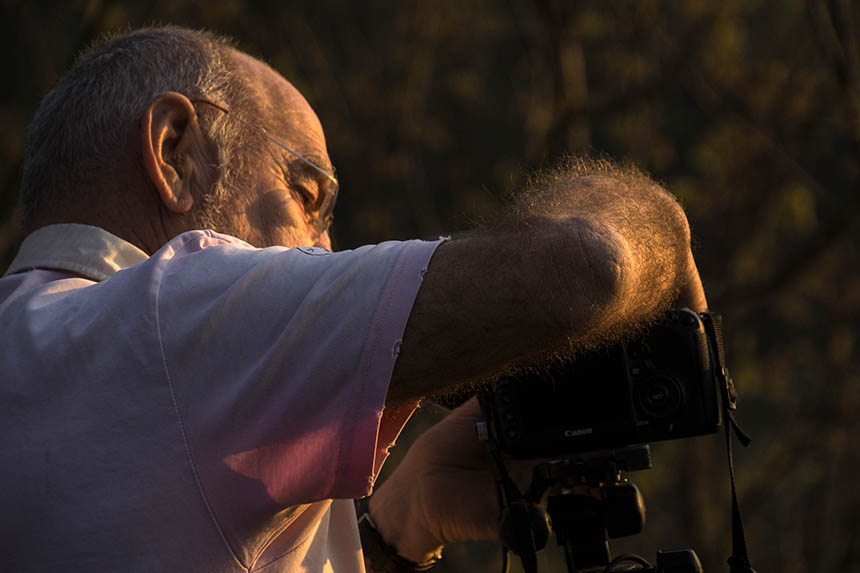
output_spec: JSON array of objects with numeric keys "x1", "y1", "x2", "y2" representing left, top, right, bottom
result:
[{"x1": 191, "y1": 98, "x2": 338, "y2": 239}]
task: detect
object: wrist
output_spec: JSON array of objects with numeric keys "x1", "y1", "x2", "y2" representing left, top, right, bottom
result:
[
  {"x1": 367, "y1": 478, "x2": 444, "y2": 565},
  {"x1": 359, "y1": 510, "x2": 441, "y2": 572}
]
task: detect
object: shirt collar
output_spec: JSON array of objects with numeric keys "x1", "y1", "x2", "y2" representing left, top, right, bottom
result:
[{"x1": 4, "y1": 223, "x2": 150, "y2": 282}]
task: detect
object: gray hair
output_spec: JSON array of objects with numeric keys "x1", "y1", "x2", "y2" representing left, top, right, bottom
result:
[{"x1": 20, "y1": 25, "x2": 256, "y2": 224}]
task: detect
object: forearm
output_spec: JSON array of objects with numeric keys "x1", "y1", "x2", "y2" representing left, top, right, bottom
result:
[{"x1": 388, "y1": 168, "x2": 695, "y2": 405}]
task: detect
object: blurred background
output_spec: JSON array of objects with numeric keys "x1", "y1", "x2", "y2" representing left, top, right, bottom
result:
[{"x1": 2, "y1": 1, "x2": 859, "y2": 571}]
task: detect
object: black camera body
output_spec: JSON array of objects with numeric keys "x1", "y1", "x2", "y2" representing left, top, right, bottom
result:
[{"x1": 484, "y1": 308, "x2": 725, "y2": 458}]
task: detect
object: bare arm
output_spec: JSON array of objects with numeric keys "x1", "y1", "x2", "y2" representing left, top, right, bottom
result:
[
  {"x1": 387, "y1": 167, "x2": 700, "y2": 405},
  {"x1": 366, "y1": 166, "x2": 710, "y2": 568}
]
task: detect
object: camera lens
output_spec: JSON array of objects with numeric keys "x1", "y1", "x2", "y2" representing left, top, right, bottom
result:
[{"x1": 635, "y1": 375, "x2": 684, "y2": 419}]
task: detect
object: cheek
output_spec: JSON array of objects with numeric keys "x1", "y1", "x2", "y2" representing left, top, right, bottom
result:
[
  {"x1": 246, "y1": 189, "x2": 315, "y2": 248},
  {"x1": 316, "y1": 232, "x2": 332, "y2": 251}
]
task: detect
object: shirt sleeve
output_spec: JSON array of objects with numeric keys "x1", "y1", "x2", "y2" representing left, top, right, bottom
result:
[{"x1": 151, "y1": 230, "x2": 442, "y2": 562}]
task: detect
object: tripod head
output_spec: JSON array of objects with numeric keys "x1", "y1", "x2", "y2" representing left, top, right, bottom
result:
[
  {"x1": 533, "y1": 446, "x2": 652, "y2": 572},
  {"x1": 476, "y1": 418, "x2": 704, "y2": 573},
  {"x1": 527, "y1": 446, "x2": 700, "y2": 572}
]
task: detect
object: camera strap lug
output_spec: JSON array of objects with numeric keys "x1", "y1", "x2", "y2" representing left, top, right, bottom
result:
[
  {"x1": 700, "y1": 312, "x2": 740, "y2": 412},
  {"x1": 475, "y1": 420, "x2": 489, "y2": 443}
]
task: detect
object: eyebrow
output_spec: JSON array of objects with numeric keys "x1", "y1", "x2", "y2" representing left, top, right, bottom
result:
[
  {"x1": 285, "y1": 154, "x2": 337, "y2": 184},
  {"x1": 300, "y1": 153, "x2": 336, "y2": 178}
]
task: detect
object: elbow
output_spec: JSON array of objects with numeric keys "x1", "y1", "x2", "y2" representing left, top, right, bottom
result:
[
  {"x1": 581, "y1": 223, "x2": 630, "y2": 308},
  {"x1": 555, "y1": 218, "x2": 632, "y2": 331}
]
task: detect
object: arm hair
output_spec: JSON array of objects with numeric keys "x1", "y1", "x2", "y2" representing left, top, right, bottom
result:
[{"x1": 386, "y1": 158, "x2": 693, "y2": 405}]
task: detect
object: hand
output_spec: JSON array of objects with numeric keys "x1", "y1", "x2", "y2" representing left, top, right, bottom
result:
[{"x1": 369, "y1": 398, "x2": 529, "y2": 562}]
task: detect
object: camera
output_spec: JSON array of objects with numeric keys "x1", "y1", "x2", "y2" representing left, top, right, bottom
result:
[{"x1": 483, "y1": 308, "x2": 725, "y2": 458}]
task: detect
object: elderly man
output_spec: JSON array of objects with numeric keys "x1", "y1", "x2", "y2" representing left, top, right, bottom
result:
[{"x1": 0, "y1": 26, "x2": 706, "y2": 572}]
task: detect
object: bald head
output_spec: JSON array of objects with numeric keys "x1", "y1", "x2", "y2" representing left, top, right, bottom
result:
[{"x1": 231, "y1": 50, "x2": 329, "y2": 161}]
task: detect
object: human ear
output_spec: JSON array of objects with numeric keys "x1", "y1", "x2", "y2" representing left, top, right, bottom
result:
[{"x1": 140, "y1": 92, "x2": 201, "y2": 213}]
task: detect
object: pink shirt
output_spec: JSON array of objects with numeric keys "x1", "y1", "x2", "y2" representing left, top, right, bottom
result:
[{"x1": 0, "y1": 224, "x2": 443, "y2": 572}]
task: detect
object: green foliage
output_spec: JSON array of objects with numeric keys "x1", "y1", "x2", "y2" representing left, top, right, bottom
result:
[{"x1": 2, "y1": 0, "x2": 859, "y2": 570}]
